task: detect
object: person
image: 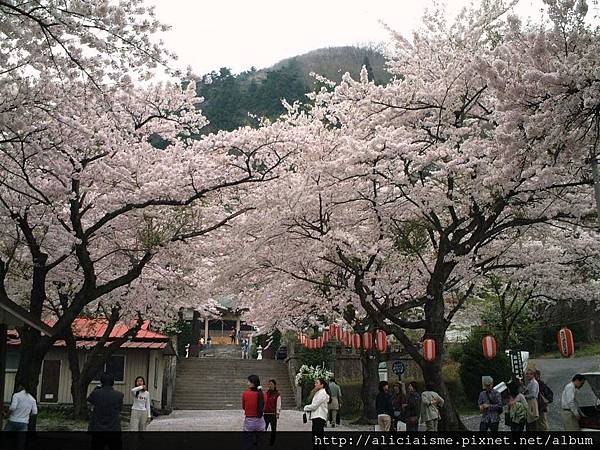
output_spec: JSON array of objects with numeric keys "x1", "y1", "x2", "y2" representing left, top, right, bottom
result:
[
  {"x1": 263, "y1": 379, "x2": 281, "y2": 446},
  {"x1": 420, "y1": 383, "x2": 444, "y2": 431},
  {"x1": 375, "y1": 381, "x2": 394, "y2": 432},
  {"x1": 198, "y1": 336, "x2": 205, "y2": 351},
  {"x1": 391, "y1": 383, "x2": 406, "y2": 429},
  {"x1": 130, "y1": 376, "x2": 151, "y2": 431},
  {"x1": 3, "y1": 382, "x2": 37, "y2": 450},
  {"x1": 405, "y1": 381, "x2": 421, "y2": 432},
  {"x1": 88, "y1": 372, "x2": 124, "y2": 450},
  {"x1": 327, "y1": 377, "x2": 342, "y2": 427},
  {"x1": 535, "y1": 369, "x2": 553, "y2": 431},
  {"x1": 478, "y1": 376, "x2": 503, "y2": 432},
  {"x1": 236, "y1": 329, "x2": 242, "y2": 345},
  {"x1": 206, "y1": 335, "x2": 212, "y2": 347},
  {"x1": 304, "y1": 378, "x2": 330, "y2": 450},
  {"x1": 230, "y1": 329, "x2": 236, "y2": 344},
  {"x1": 242, "y1": 374, "x2": 267, "y2": 450},
  {"x1": 241, "y1": 339, "x2": 249, "y2": 359},
  {"x1": 507, "y1": 384, "x2": 528, "y2": 432},
  {"x1": 561, "y1": 373, "x2": 586, "y2": 431},
  {"x1": 523, "y1": 368, "x2": 539, "y2": 431}
]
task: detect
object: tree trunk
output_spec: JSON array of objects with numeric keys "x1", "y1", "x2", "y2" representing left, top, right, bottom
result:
[
  {"x1": 420, "y1": 358, "x2": 464, "y2": 430},
  {"x1": 359, "y1": 349, "x2": 379, "y2": 423},
  {"x1": 71, "y1": 378, "x2": 90, "y2": 420},
  {"x1": 14, "y1": 327, "x2": 49, "y2": 397}
]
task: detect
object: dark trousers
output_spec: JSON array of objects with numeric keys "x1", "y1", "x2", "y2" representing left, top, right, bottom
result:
[
  {"x1": 264, "y1": 414, "x2": 277, "y2": 445},
  {"x1": 312, "y1": 418, "x2": 326, "y2": 450},
  {"x1": 511, "y1": 421, "x2": 526, "y2": 432},
  {"x1": 406, "y1": 417, "x2": 419, "y2": 432},
  {"x1": 525, "y1": 420, "x2": 538, "y2": 431},
  {"x1": 479, "y1": 421, "x2": 500, "y2": 432}
]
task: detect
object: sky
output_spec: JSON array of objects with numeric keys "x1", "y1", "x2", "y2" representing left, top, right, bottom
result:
[{"x1": 145, "y1": 0, "x2": 550, "y2": 76}]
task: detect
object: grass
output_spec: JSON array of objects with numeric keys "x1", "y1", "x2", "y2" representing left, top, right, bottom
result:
[
  {"x1": 36, "y1": 408, "x2": 88, "y2": 431},
  {"x1": 537, "y1": 342, "x2": 600, "y2": 359}
]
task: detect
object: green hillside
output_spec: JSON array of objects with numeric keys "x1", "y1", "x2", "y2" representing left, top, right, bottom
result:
[{"x1": 188, "y1": 46, "x2": 389, "y2": 134}]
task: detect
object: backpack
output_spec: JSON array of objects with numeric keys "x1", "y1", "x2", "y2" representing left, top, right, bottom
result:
[{"x1": 540, "y1": 382, "x2": 554, "y2": 404}]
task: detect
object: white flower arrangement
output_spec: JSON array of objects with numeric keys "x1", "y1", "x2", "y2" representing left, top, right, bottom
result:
[{"x1": 294, "y1": 364, "x2": 333, "y2": 386}]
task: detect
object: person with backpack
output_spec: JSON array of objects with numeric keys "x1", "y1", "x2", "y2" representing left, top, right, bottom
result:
[
  {"x1": 303, "y1": 378, "x2": 330, "y2": 450},
  {"x1": 535, "y1": 369, "x2": 553, "y2": 431},
  {"x1": 263, "y1": 379, "x2": 281, "y2": 446},
  {"x1": 478, "y1": 376, "x2": 503, "y2": 432},
  {"x1": 242, "y1": 375, "x2": 267, "y2": 449},
  {"x1": 507, "y1": 384, "x2": 528, "y2": 432}
]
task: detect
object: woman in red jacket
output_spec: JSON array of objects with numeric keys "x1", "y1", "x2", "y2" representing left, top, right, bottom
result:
[
  {"x1": 242, "y1": 374, "x2": 267, "y2": 449},
  {"x1": 263, "y1": 379, "x2": 282, "y2": 445}
]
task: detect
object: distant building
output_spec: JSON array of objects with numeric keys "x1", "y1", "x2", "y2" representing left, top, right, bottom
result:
[{"x1": 4, "y1": 318, "x2": 177, "y2": 411}]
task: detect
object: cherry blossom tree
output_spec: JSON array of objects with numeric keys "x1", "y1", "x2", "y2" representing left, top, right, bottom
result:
[{"x1": 216, "y1": 0, "x2": 600, "y2": 430}]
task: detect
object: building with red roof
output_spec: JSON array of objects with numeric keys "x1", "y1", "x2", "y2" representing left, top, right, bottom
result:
[{"x1": 4, "y1": 317, "x2": 177, "y2": 411}]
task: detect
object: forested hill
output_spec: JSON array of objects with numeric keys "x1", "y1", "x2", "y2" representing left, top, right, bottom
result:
[{"x1": 189, "y1": 46, "x2": 390, "y2": 134}]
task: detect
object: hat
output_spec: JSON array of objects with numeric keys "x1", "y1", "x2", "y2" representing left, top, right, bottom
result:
[{"x1": 482, "y1": 376, "x2": 494, "y2": 386}]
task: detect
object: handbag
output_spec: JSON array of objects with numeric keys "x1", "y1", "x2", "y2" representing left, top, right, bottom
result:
[{"x1": 303, "y1": 413, "x2": 308, "y2": 424}]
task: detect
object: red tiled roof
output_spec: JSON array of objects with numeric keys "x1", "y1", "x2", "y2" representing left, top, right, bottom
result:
[
  {"x1": 8, "y1": 318, "x2": 169, "y2": 350},
  {"x1": 43, "y1": 318, "x2": 167, "y2": 340}
]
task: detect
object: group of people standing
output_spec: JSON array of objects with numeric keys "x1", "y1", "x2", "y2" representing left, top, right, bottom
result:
[
  {"x1": 478, "y1": 369, "x2": 555, "y2": 432},
  {"x1": 375, "y1": 381, "x2": 444, "y2": 432},
  {"x1": 478, "y1": 369, "x2": 590, "y2": 432},
  {"x1": 242, "y1": 375, "x2": 282, "y2": 447}
]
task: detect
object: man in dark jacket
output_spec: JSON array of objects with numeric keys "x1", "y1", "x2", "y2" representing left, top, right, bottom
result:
[
  {"x1": 88, "y1": 373, "x2": 124, "y2": 450},
  {"x1": 376, "y1": 381, "x2": 394, "y2": 432}
]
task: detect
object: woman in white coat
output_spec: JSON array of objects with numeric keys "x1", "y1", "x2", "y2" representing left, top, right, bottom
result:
[
  {"x1": 130, "y1": 376, "x2": 151, "y2": 431},
  {"x1": 304, "y1": 378, "x2": 330, "y2": 449}
]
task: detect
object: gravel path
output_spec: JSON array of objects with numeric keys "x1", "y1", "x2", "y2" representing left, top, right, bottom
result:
[
  {"x1": 150, "y1": 357, "x2": 600, "y2": 432},
  {"x1": 148, "y1": 410, "x2": 372, "y2": 432}
]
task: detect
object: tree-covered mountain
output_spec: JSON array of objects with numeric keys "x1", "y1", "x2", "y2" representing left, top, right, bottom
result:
[{"x1": 189, "y1": 46, "x2": 389, "y2": 134}]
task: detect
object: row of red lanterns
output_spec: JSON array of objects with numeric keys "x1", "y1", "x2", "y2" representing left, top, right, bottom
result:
[
  {"x1": 301, "y1": 326, "x2": 575, "y2": 360},
  {"x1": 299, "y1": 327, "x2": 388, "y2": 352}
]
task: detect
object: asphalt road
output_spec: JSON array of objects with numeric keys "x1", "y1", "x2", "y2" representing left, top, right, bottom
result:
[
  {"x1": 462, "y1": 356, "x2": 600, "y2": 431},
  {"x1": 531, "y1": 356, "x2": 600, "y2": 430}
]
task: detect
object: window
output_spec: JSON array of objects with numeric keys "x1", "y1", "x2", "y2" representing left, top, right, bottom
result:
[
  {"x1": 93, "y1": 355, "x2": 126, "y2": 383},
  {"x1": 6, "y1": 349, "x2": 20, "y2": 372},
  {"x1": 154, "y1": 357, "x2": 159, "y2": 389}
]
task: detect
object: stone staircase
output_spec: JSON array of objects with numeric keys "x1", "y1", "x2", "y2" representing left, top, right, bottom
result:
[
  {"x1": 173, "y1": 357, "x2": 297, "y2": 410},
  {"x1": 198, "y1": 344, "x2": 243, "y2": 359}
]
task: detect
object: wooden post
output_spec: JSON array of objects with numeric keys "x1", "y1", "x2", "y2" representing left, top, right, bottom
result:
[{"x1": 0, "y1": 323, "x2": 7, "y2": 429}]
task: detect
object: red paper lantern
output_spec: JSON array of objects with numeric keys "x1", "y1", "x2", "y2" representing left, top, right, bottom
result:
[
  {"x1": 557, "y1": 327, "x2": 574, "y2": 358},
  {"x1": 323, "y1": 331, "x2": 330, "y2": 343},
  {"x1": 335, "y1": 326, "x2": 343, "y2": 341},
  {"x1": 329, "y1": 324, "x2": 337, "y2": 336},
  {"x1": 482, "y1": 335, "x2": 497, "y2": 360},
  {"x1": 423, "y1": 338, "x2": 436, "y2": 362},
  {"x1": 362, "y1": 332, "x2": 373, "y2": 350},
  {"x1": 343, "y1": 331, "x2": 351, "y2": 347},
  {"x1": 375, "y1": 330, "x2": 387, "y2": 352},
  {"x1": 352, "y1": 333, "x2": 361, "y2": 349}
]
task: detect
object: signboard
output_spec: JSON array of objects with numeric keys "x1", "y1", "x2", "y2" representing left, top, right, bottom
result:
[{"x1": 392, "y1": 360, "x2": 405, "y2": 376}]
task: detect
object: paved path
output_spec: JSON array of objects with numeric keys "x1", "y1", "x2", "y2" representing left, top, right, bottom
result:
[
  {"x1": 148, "y1": 410, "x2": 371, "y2": 432},
  {"x1": 530, "y1": 356, "x2": 600, "y2": 430}
]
